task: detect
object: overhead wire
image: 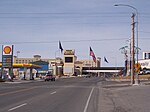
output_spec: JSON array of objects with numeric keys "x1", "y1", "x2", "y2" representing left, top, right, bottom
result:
[{"x1": 0, "y1": 37, "x2": 149, "y2": 45}]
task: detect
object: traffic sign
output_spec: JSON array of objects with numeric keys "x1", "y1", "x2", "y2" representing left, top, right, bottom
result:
[
  {"x1": 134, "y1": 63, "x2": 141, "y2": 73},
  {"x1": 135, "y1": 63, "x2": 141, "y2": 68}
]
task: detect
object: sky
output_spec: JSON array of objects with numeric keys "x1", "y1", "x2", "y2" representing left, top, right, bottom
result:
[{"x1": 0, "y1": 0, "x2": 150, "y2": 67}]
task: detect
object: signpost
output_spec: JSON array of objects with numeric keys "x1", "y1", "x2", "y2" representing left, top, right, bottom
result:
[{"x1": 1, "y1": 45, "x2": 14, "y2": 80}]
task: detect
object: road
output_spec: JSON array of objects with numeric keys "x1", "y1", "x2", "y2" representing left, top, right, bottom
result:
[
  {"x1": 1, "y1": 77, "x2": 150, "y2": 112},
  {"x1": 0, "y1": 77, "x2": 101, "y2": 112}
]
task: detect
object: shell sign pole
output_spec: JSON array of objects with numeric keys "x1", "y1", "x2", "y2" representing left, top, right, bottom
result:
[{"x1": 1, "y1": 45, "x2": 14, "y2": 80}]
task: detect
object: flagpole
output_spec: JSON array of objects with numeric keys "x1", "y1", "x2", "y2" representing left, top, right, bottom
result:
[
  {"x1": 88, "y1": 47, "x2": 91, "y2": 75},
  {"x1": 54, "y1": 50, "x2": 60, "y2": 76},
  {"x1": 58, "y1": 41, "x2": 64, "y2": 77}
]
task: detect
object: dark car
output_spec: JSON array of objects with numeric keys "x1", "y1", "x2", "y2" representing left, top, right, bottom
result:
[{"x1": 44, "y1": 74, "x2": 55, "y2": 81}]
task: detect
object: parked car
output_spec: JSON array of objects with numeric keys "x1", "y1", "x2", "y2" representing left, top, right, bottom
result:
[
  {"x1": 44, "y1": 74, "x2": 55, "y2": 81},
  {"x1": 85, "y1": 74, "x2": 91, "y2": 78}
]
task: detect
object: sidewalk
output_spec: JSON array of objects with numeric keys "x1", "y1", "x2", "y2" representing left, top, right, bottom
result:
[
  {"x1": 98, "y1": 78, "x2": 150, "y2": 112},
  {"x1": 108, "y1": 77, "x2": 150, "y2": 86}
]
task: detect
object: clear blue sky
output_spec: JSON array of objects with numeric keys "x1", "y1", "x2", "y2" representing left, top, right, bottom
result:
[{"x1": 0, "y1": 0, "x2": 150, "y2": 67}]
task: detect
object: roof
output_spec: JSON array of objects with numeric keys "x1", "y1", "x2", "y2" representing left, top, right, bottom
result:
[
  {"x1": 0, "y1": 63, "x2": 41, "y2": 68},
  {"x1": 31, "y1": 60, "x2": 49, "y2": 65},
  {"x1": 82, "y1": 67, "x2": 124, "y2": 70}
]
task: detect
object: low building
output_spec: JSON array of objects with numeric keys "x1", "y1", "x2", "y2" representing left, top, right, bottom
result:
[
  {"x1": 13, "y1": 51, "x2": 101, "y2": 77},
  {"x1": 31, "y1": 60, "x2": 49, "y2": 76},
  {"x1": 13, "y1": 55, "x2": 63, "y2": 76}
]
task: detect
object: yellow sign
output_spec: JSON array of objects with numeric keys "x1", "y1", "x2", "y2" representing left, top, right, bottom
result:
[
  {"x1": 3, "y1": 45, "x2": 13, "y2": 55},
  {"x1": 4, "y1": 46, "x2": 11, "y2": 54},
  {"x1": 134, "y1": 63, "x2": 141, "y2": 69},
  {"x1": 135, "y1": 69, "x2": 140, "y2": 73},
  {"x1": 135, "y1": 63, "x2": 141, "y2": 73}
]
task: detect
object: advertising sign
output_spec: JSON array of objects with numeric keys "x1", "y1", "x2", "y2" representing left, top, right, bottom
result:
[
  {"x1": 64, "y1": 50, "x2": 74, "y2": 55},
  {"x1": 2, "y1": 45, "x2": 14, "y2": 68}
]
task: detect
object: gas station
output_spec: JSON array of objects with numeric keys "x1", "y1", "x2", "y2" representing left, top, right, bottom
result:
[
  {"x1": 0, "y1": 45, "x2": 42, "y2": 81},
  {"x1": 0, "y1": 63, "x2": 41, "y2": 80}
]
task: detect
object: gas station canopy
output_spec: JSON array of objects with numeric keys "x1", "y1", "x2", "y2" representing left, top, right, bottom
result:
[{"x1": 0, "y1": 63, "x2": 41, "y2": 68}]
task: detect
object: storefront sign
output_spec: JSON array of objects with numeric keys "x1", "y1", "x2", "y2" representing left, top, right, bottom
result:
[{"x1": 64, "y1": 50, "x2": 74, "y2": 55}]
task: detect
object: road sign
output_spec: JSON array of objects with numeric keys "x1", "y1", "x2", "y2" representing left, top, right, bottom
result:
[
  {"x1": 135, "y1": 63, "x2": 141, "y2": 69},
  {"x1": 134, "y1": 63, "x2": 141, "y2": 73}
]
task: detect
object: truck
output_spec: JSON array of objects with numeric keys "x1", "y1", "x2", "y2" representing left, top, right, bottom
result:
[{"x1": 138, "y1": 59, "x2": 150, "y2": 74}]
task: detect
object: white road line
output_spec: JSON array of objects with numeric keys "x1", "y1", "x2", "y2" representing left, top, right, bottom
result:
[
  {"x1": 8, "y1": 103, "x2": 27, "y2": 111},
  {"x1": 51, "y1": 91, "x2": 57, "y2": 95},
  {"x1": 83, "y1": 87, "x2": 94, "y2": 112}
]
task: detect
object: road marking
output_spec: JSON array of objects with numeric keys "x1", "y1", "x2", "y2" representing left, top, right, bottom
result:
[
  {"x1": 8, "y1": 103, "x2": 27, "y2": 111},
  {"x1": 83, "y1": 87, "x2": 94, "y2": 112},
  {"x1": 51, "y1": 91, "x2": 56, "y2": 95}
]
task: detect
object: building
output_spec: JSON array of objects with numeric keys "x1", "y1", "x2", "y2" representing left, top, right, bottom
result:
[
  {"x1": 13, "y1": 55, "x2": 63, "y2": 77},
  {"x1": 13, "y1": 50, "x2": 101, "y2": 77},
  {"x1": 31, "y1": 60, "x2": 49, "y2": 76},
  {"x1": 74, "y1": 61, "x2": 83, "y2": 76},
  {"x1": 81, "y1": 57, "x2": 101, "y2": 67},
  {"x1": 143, "y1": 52, "x2": 150, "y2": 59},
  {"x1": 63, "y1": 50, "x2": 75, "y2": 76},
  {"x1": 63, "y1": 50, "x2": 101, "y2": 76}
]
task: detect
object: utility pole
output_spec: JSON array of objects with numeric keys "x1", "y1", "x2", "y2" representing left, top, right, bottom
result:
[{"x1": 131, "y1": 13, "x2": 135, "y2": 84}]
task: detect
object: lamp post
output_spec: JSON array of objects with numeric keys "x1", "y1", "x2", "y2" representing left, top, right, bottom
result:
[
  {"x1": 127, "y1": 39, "x2": 132, "y2": 77},
  {"x1": 16, "y1": 51, "x2": 20, "y2": 78},
  {"x1": 16, "y1": 51, "x2": 20, "y2": 58},
  {"x1": 54, "y1": 50, "x2": 60, "y2": 76},
  {"x1": 114, "y1": 4, "x2": 139, "y2": 85},
  {"x1": 119, "y1": 46, "x2": 128, "y2": 76}
]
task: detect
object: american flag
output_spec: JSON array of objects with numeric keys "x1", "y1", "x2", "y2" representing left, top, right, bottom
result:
[{"x1": 90, "y1": 47, "x2": 96, "y2": 63}]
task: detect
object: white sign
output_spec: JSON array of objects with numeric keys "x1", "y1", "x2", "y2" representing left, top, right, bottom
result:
[{"x1": 2, "y1": 45, "x2": 13, "y2": 55}]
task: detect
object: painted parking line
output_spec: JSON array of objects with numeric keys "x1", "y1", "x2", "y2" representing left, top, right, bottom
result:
[{"x1": 8, "y1": 103, "x2": 27, "y2": 111}]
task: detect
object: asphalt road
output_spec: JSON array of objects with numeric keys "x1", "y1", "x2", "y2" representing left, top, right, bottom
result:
[
  {"x1": 1, "y1": 77, "x2": 150, "y2": 112},
  {"x1": 0, "y1": 77, "x2": 102, "y2": 112}
]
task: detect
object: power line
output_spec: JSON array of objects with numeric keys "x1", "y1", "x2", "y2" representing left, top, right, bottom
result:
[
  {"x1": 0, "y1": 38, "x2": 128, "y2": 45},
  {"x1": 0, "y1": 37, "x2": 149, "y2": 45},
  {"x1": 0, "y1": 12, "x2": 131, "y2": 15},
  {"x1": 139, "y1": 31, "x2": 150, "y2": 33}
]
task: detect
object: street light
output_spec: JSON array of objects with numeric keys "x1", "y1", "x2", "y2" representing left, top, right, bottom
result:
[
  {"x1": 16, "y1": 51, "x2": 20, "y2": 58},
  {"x1": 119, "y1": 46, "x2": 129, "y2": 76},
  {"x1": 114, "y1": 4, "x2": 139, "y2": 85},
  {"x1": 54, "y1": 50, "x2": 60, "y2": 76},
  {"x1": 114, "y1": 4, "x2": 138, "y2": 61}
]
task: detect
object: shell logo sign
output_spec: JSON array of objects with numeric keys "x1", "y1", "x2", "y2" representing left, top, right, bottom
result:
[
  {"x1": 2, "y1": 45, "x2": 13, "y2": 68},
  {"x1": 3, "y1": 45, "x2": 13, "y2": 55}
]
